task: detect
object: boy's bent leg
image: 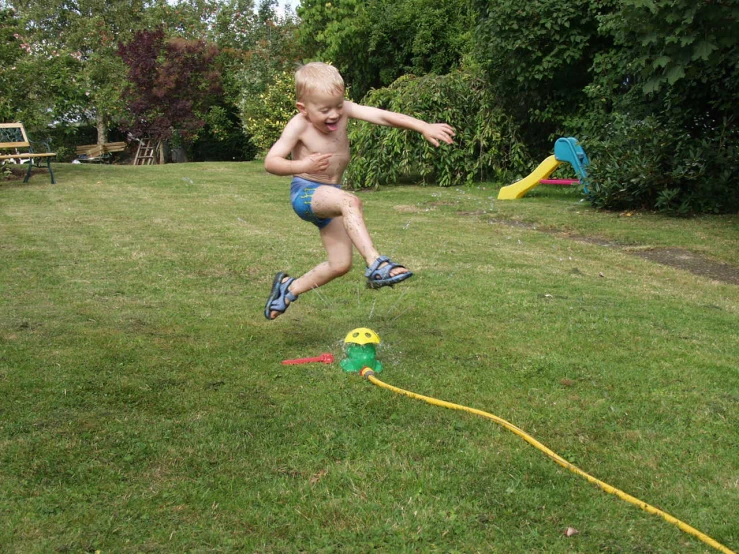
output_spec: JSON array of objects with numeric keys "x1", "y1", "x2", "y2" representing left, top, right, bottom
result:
[
  {"x1": 266, "y1": 218, "x2": 353, "y2": 319},
  {"x1": 290, "y1": 217, "x2": 353, "y2": 295},
  {"x1": 310, "y1": 186, "x2": 409, "y2": 279},
  {"x1": 311, "y1": 186, "x2": 379, "y2": 262}
]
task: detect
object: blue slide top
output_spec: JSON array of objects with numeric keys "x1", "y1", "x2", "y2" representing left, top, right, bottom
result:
[{"x1": 554, "y1": 137, "x2": 590, "y2": 180}]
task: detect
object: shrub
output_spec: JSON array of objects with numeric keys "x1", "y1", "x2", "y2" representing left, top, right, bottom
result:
[
  {"x1": 345, "y1": 71, "x2": 529, "y2": 188},
  {"x1": 190, "y1": 105, "x2": 256, "y2": 162},
  {"x1": 240, "y1": 70, "x2": 296, "y2": 154},
  {"x1": 583, "y1": 114, "x2": 739, "y2": 215}
]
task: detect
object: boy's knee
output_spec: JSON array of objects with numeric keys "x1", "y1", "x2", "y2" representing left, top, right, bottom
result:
[
  {"x1": 342, "y1": 193, "x2": 363, "y2": 212},
  {"x1": 330, "y1": 259, "x2": 352, "y2": 276}
]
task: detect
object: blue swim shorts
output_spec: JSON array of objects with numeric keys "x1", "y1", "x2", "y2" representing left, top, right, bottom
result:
[{"x1": 290, "y1": 176, "x2": 341, "y2": 229}]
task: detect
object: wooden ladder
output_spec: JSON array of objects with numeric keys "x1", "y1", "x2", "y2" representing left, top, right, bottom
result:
[{"x1": 133, "y1": 138, "x2": 157, "y2": 165}]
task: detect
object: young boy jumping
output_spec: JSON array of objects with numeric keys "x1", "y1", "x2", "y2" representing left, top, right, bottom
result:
[{"x1": 264, "y1": 62, "x2": 455, "y2": 320}]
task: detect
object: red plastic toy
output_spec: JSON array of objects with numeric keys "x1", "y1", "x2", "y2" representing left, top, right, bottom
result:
[{"x1": 281, "y1": 353, "x2": 334, "y2": 365}]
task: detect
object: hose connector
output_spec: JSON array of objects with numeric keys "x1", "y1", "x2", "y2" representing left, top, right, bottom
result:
[{"x1": 360, "y1": 367, "x2": 376, "y2": 379}]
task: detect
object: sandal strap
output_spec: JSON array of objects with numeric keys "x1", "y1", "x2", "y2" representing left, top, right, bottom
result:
[
  {"x1": 265, "y1": 272, "x2": 298, "y2": 320},
  {"x1": 281, "y1": 277, "x2": 297, "y2": 302},
  {"x1": 270, "y1": 278, "x2": 297, "y2": 310},
  {"x1": 365, "y1": 256, "x2": 391, "y2": 277}
]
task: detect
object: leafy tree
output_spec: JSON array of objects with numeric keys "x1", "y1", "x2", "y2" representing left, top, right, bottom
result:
[
  {"x1": 137, "y1": 0, "x2": 266, "y2": 162},
  {"x1": 297, "y1": 0, "x2": 474, "y2": 99},
  {"x1": 233, "y1": 0, "x2": 301, "y2": 152},
  {"x1": 117, "y1": 27, "x2": 222, "y2": 157},
  {"x1": 210, "y1": 0, "x2": 258, "y2": 51},
  {"x1": 0, "y1": 7, "x2": 89, "y2": 131},
  {"x1": 235, "y1": 0, "x2": 300, "y2": 98},
  {"x1": 5, "y1": 0, "x2": 154, "y2": 142},
  {"x1": 0, "y1": 8, "x2": 35, "y2": 124},
  {"x1": 592, "y1": 0, "x2": 738, "y2": 130},
  {"x1": 473, "y1": 0, "x2": 616, "y2": 156}
]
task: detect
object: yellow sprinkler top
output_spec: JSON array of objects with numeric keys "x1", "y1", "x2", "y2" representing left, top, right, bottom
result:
[{"x1": 344, "y1": 327, "x2": 380, "y2": 345}]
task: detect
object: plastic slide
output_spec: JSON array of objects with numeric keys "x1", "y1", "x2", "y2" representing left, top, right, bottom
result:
[{"x1": 497, "y1": 155, "x2": 561, "y2": 200}]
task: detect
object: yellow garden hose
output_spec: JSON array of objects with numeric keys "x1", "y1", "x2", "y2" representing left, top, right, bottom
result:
[{"x1": 359, "y1": 367, "x2": 735, "y2": 554}]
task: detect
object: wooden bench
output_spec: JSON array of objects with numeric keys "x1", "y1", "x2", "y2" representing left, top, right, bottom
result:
[
  {"x1": 75, "y1": 141, "x2": 127, "y2": 163},
  {"x1": 0, "y1": 122, "x2": 57, "y2": 184}
]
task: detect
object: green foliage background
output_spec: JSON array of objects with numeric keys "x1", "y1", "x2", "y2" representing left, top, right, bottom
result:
[
  {"x1": 580, "y1": 0, "x2": 739, "y2": 214},
  {"x1": 240, "y1": 70, "x2": 297, "y2": 153},
  {"x1": 345, "y1": 71, "x2": 528, "y2": 188},
  {"x1": 472, "y1": 0, "x2": 611, "y2": 155},
  {"x1": 2, "y1": 0, "x2": 738, "y2": 212},
  {"x1": 297, "y1": 0, "x2": 474, "y2": 99}
]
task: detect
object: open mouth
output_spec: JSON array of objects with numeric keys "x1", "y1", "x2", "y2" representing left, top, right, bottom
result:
[{"x1": 326, "y1": 121, "x2": 338, "y2": 131}]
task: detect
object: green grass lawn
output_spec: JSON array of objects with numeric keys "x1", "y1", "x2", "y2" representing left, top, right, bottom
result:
[{"x1": 1, "y1": 163, "x2": 737, "y2": 553}]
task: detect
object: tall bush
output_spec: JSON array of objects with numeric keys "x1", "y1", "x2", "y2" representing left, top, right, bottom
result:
[
  {"x1": 580, "y1": 0, "x2": 739, "y2": 214},
  {"x1": 345, "y1": 71, "x2": 529, "y2": 189},
  {"x1": 473, "y1": 0, "x2": 614, "y2": 156},
  {"x1": 240, "y1": 70, "x2": 296, "y2": 153},
  {"x1": 581, "y1": 115, "x2": 739, "y2": 215}
]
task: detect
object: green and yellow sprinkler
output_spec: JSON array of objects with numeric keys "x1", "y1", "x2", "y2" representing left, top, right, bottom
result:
[{"x1": 340, "y1": 327, "x2": 383, "y2": 373}]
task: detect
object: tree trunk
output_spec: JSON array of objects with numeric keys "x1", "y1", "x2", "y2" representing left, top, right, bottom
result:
[
  {"x1": 159, "y1": 140, "x2": 168, "y2": 165},
  {"x1": 96, "y1": 113, "x2": 108, "y2": 145}
]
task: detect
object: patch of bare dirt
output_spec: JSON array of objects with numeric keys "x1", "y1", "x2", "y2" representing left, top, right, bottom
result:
[
  {"x1": 629, "y1": 248, "x2": 739, "y2": 286},
  {"x1": 2, "y1": 166, "x2": 50, "y2": 183},
  {"x1": 487, "y1": 217, "x2": 739, "y2": 285}
]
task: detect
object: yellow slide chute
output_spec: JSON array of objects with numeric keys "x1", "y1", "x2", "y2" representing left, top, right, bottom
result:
[{"x1": 497, "y1": 155, "x2": 561, "y2": 200}]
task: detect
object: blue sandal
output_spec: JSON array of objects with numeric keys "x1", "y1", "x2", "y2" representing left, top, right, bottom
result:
[
  {"x1": 365, "y1": 256, "x2": 413, "y2": 289},
  {"x1": 264, "y1": 272, "x2": 298, "y2": 320}
]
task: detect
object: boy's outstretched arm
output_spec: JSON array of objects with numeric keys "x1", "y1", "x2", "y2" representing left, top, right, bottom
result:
[
  {"x1": 345, "y1": 101, "x2": 455, "y2": 147},
  {"x1": 264, "y1": 116, "x2": 332, "y2": 176}
]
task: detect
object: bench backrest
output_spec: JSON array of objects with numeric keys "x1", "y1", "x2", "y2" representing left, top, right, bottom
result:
[
  {"x1": 0, "y1": 123, "x2": 31, "y2": 149},
  {"x1": 104, "y1": 142, "x2": 127, "y2": 152},
  {"x1": 79, "y1": 145, "x2": 105, "y2": 158},
  {"x1": 76, "y1": 142, "x2": 128, "y2": 156}
]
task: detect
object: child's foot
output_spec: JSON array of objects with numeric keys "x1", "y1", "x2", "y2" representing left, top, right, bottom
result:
[
  {"x1": 365, "y1": 256, "x2": 413, "y2": 289},
  {"x1": 264, "y1": 272, "x2": 298, "y2": 320}
]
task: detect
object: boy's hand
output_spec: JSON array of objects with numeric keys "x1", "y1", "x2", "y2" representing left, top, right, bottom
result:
[
  {"x1": 423, "y1": 123, "x2": 456, "y2": 147},
  {"x1": 304, "y1": 152, "x2": 333, "y2": 173}
]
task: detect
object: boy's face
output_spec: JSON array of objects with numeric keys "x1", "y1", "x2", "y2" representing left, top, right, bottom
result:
[{"x1": 297, "y1": 89, "x2": 345, "y2": 134}]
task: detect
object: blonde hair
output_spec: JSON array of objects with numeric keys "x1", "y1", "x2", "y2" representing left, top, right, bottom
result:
[{"x1": 295, "y1": 62, "x2": 345, "y2": 101}]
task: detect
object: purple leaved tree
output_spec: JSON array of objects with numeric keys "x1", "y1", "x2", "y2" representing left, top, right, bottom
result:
[{"x1": 118, "y1": 27, "x2": 222, "y2": 162}]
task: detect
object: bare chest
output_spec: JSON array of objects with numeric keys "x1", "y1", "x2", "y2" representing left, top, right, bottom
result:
[
  {"x1": 293, "y1": 123, "x2": 351, "y2": 181},
  {"x1": 295, "y1": 125, "x2": 349, "y2": 157}
]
